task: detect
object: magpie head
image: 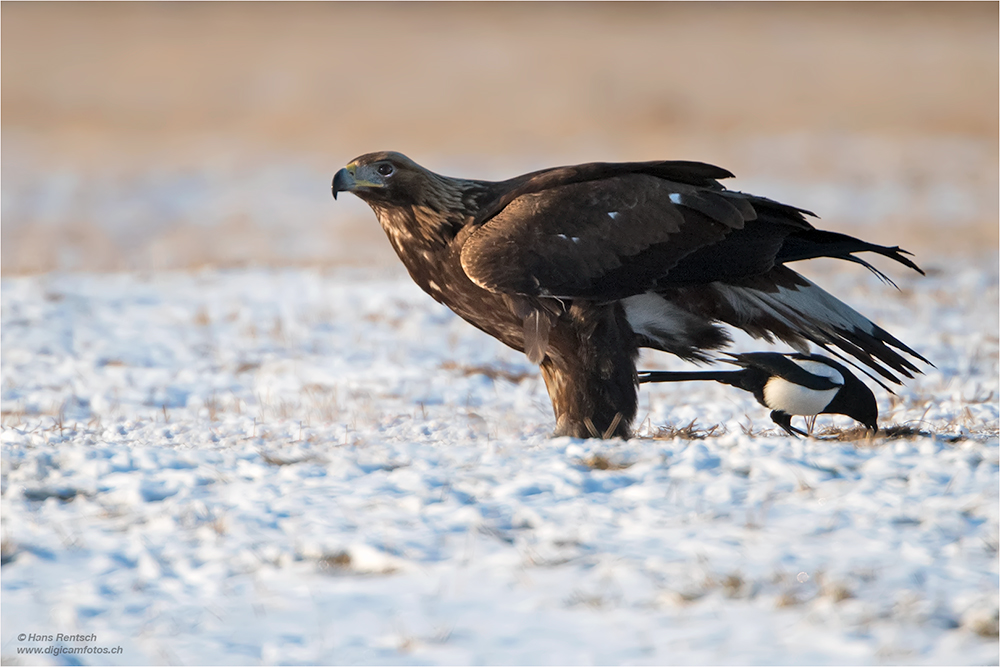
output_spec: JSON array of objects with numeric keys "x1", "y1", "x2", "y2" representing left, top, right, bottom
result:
[{"x1": 823, "y1": 372, "x2": 879, "y2": 433}]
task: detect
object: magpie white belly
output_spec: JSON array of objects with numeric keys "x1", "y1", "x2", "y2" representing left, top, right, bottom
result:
[{"x1": 763, "y1": 377, "x2": 840, "y2": 416}]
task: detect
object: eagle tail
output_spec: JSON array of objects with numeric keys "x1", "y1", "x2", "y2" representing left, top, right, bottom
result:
[{"x1": 778, "y1": 230, "x2": 925, "y2": 281}]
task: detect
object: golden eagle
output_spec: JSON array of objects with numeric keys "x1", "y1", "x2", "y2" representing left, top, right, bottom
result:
[{"x1": 332, "y1": 152, "x2": 925, "y2": 439}]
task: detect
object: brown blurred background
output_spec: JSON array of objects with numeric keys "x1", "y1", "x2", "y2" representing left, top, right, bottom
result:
[{"x1": 2, "y1": 2, "x2": 997, "y2": 275}]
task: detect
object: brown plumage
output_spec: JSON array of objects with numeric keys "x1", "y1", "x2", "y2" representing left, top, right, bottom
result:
[{"x1": 332, "y1": 152, "x2": 926, "y2": 439}]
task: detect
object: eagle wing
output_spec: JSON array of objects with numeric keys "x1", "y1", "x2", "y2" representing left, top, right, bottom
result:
[
  {"x1": 460, "y1": 170, "x2": 799, "y2": 300},
  {"x1": 457, "y1": 160, "x2": 925, "y2": 382}
]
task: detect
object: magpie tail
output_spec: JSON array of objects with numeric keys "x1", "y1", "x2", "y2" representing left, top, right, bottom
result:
[
  {"x1": 779, "y1": 230, "x2": 924, "y2": 286},
  {"x1": 638, "y1": 370, "x2": 744, "y2": 386}
]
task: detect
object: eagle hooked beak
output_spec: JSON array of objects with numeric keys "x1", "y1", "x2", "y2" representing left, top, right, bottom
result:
[
  {"x1": 331, "y1": 167, "x2": 355, "y2": 200},
  {"x1": 332, "y1": 162, "x2": 387, "y2": 200}
]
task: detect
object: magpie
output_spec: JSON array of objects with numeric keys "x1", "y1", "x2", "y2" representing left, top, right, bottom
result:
[{"x1": 638, "y1": 352, "x2": 878, "y2": 436}]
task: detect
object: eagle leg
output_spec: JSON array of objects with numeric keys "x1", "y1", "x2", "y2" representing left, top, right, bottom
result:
[{"x1": 538, "y1": 304, "x2": 638, "y2": 439}]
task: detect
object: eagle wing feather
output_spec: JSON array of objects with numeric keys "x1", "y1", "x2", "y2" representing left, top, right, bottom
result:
[{"x1": 460, "y1": 174, "x2": 758, "y2": 300}]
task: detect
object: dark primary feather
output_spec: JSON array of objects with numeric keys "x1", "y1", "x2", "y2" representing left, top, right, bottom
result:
[{"x1": 658, "y1": 264, "x2": 927, "y2": 384}]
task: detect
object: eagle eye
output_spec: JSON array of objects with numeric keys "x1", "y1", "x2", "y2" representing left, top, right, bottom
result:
[{"x1": 377, "y1": 163, "x2": 395, "y2": 177}]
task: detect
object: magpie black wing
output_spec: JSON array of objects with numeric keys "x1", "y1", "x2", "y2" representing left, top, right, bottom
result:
[{"x1": 728, "y1": 352, "x2": 844, "y2": 391}]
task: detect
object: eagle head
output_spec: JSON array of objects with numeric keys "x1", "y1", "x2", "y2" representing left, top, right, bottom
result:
[
  {"x1": 331, "y1": 151, "x2": 429, "y2": 206},
  {"x1": 332, "y1": 151, "x2": 489, "y2": 249}
]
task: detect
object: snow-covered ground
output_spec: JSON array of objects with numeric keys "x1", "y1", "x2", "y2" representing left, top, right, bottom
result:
[{"x1": 2, "y1": 258, "x2": 998, "y2": 665}]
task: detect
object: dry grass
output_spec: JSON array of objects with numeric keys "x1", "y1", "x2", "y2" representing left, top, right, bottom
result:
[
  {"x1": 821, "y1": 581, "x2": 855, "y2": 603},
  {"x1": 775, "y1": 592, "x2": 804, "y2": 608},
  {"x1": 575, "y1": 453, "x2": 635, "y2": 471},
  {"x1": 204, "y1": 393, "x2": 222, "y2": 422},
  {"x1": 718, "y1": 573, "x2": 753, "y2": 599},
  {"x1": 0, "y1": 408, "x2": 27, "y2": 428},
  {"x1": 440, "y1": 361, "x2": 533, "y2": 384},
  {"x1": 302, "y1": 384, "x2": 340, "y2": 423},
  {"x1": 656, "y1": 568, "x2": 861, "y2": 609},
  {"x1": 812, "y1": 425, "x2": 880, "y2": 442},
  {"x1": 318, "y1": 551, "x2": 353, "y2": 571},
  {"x1": 877, "y1": 424, "x2": 934, "y2": 440},
  {"x1": 317, "y1": 550, "x2": 398, "y2": 576},
  {"x1": 647, "y1": 420, "x2": 727, "y2": 441},
  {"x1": 966, "y1": 609, "x2": 1000, "y2": 639},
  {"x1": 234, "y1": 361, "x2": 260, "y2": 374},
  {"x1": 739, "y1": 419, "x2": 775, "y2": 438},
  {"x1": 0, "y1": 537, "x2": 17, "y2": 566},
  {"x1": 720, "y1": 419, "x2": 999, "y2": 445},
  {"x1": 257, "y1": 450, "x2": 319, "y2": 467},
  {"x1": 192, "y1": 307, "x2": 211, "y2": 327},
  {"x1": 848, "y1": 422, "x2": 999, "y2": 445},
  {"x1": 565, "y1": 591, "x2": 613, "y2": 609}
]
